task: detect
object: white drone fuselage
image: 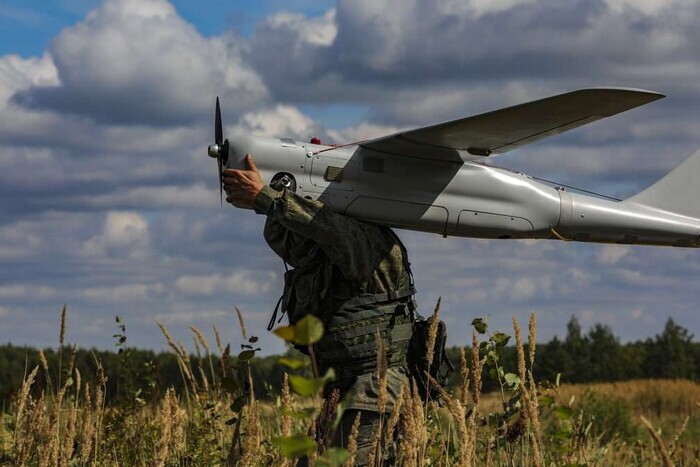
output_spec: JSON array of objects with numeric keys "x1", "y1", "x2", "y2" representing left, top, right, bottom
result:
[
  {"x1": 212, "y1": 88, "x2": 700, "y2": 248},
  {"x1": 223, "y1": 134, "x2": 700, "y2": 248}
]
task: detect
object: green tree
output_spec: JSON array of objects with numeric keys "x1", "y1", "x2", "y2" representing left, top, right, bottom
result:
[
  {"x1": 645, "y1": 318, "x2": 697, "y2": 379},
  {"x1": 586, "y1": 324, "x2": 621, "y2": 381},
  {"x1": 562, "y1": 316, "x2": 589, "y2": 382},
  {"x1": 534, "y1": 336, "x2": 569, "y2": 383}
]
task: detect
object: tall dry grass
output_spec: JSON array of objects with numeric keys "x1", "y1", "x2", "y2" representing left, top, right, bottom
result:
[{"x1": 0, "y1": 306, "x2": 698, "y2": 466}]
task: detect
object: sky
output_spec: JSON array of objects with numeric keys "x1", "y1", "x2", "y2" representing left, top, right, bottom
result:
[{"x1": 1, "y1": 0, "x2": 700, "y2": 356}]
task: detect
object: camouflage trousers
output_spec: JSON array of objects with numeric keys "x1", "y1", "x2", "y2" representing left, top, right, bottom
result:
[
  {"x1": 332, "y1": 409, "x2": 396, "y2": 466},
  {"x1": 297, "y1": 409, "x2": 396, "y2": 467}
]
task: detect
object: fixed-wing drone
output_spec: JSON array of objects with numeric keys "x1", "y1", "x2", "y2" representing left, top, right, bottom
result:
[{"x1": 208, "y1": 88, "x2": 700, "y2": 248}]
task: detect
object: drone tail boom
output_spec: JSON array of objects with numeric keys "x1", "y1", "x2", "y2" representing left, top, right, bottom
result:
[{"x1": 625, "y1": 147, "x2": 700, "y2": 220}]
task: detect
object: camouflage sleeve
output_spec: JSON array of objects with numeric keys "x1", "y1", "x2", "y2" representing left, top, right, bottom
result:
[{"x1": 253, "y1": 185, "x2": 395, "y2": 281}]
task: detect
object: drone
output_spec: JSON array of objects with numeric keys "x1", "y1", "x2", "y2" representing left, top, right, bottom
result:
[{"x1": 208, "y1": 88, "x2": 700, "y2": 248}]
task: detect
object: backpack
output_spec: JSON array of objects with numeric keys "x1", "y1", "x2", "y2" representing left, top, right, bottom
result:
[{"x1": 407, "y1": 313, "x2": 454, "y2": 402}]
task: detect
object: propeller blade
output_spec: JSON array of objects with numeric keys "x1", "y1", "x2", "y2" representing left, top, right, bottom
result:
[
  {"x1": 212, "y1": 97, "x2": 226, "y2": 207},
  {"x1": 215, "y1": 97, "x2": 223, "y2": 146},
  {"x1": 218, "y1": 153, "x2": 224, "y2": 206}
]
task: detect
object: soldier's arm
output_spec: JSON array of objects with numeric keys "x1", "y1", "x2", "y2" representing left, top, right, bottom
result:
[
  {"x1": 222, "y1": 154, "x2": 395, "y2": 280},
  {"x1": 253, "y1": 184, "x2": 395, "y2": 281}
]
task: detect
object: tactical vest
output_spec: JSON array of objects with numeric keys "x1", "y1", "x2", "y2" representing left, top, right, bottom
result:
[
  {"x1": 315, "y1": 284, "x2": 416, "y2": 383},
  {"x1": 268, "y1": 230, "x2": 416, "y2": 385}
]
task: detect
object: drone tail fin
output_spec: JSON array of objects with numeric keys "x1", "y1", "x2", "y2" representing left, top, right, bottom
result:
[{"x1": 625, "y1": 147, "x2": 700, "y2": 219}]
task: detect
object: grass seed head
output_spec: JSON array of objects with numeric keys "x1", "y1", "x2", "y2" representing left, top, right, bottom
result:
[
  {"x1": 640, "y1": 415, "x2": 674, "y2": 467},
  {"x1": 471, "y1": 330, "x2": 483, "y2": 406},
  {"x1": 459, "y1": 347, "x2": 470, "y2": 405},
  {"x1": 235, "y1": 307, "x2": 248, "y2": 340},
  {"x1": 38, "y1": 349, "x2": 49, "y2": 373},
  {"x1": 190, "y1": 326, "x2": 211, "y2": 355},
  {"x1": 344, "y1": 412, "x2": 362, "y2": 467},
  {"x1": 426, "y1": 297, "x2": 442, "y2": 368},
  {"x1": 281, "y1": 373, "x2": 292, "y2": 437},
  {"x1": 59, "y1": 304, "x2": 67, "y2": 347},
  {"x1": 528, "y1": 312, "x2": 537, "y2": 368},
  {"x1": 213, "y1": 324, "x2": 224, "y2": 355}
]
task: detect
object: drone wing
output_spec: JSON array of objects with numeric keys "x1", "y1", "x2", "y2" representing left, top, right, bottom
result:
[{"x1": 360, "y1": 88, "x2": 664, "y2": 161}]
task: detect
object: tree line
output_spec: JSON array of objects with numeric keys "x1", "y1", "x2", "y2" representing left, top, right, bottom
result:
[{"x1": 0, "y1": 316, "x2": 698, "y2": 405}]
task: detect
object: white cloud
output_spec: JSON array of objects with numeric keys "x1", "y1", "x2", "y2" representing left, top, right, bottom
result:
[
  {"x1": 603, "y1": 0, "x2": 672, "y2": 14},
  {"x1": 326, "y1": 122, "x2": 399, "y2": 144},
  {"x1": 13, "y1": 0, "x2": 269, "y2": 125},
  {"x1": 83, "y1": 283, "x2": 165, "y2": 302},
  {"x1": 630, "y1": 307, "x2": 654, "y2": 323},
  {"x1": 468, "y1": 0, "x2": 537, "y2": 16},
  {"x1": 233, "y1": 105, "x2": 321, "y2": 140},
  {"x1": 266, "y1": 9, "x2": 338, "y2": 46},
  {"x1": 84, "y1": 211, "x2": 150, "y2": 257},
  {"x1": 0, "y1": 53, "x2": 57, "y2": 103},
  {"x1": 174, "y1": 270, "x2": 277, "y2": 296},
  {"x1": 491, "y1": 276, "x2": 553, "y2": 301},
  {"x1": 579, "y1": 308, "x2": 619, "y2": 327},
  {"x1": 0, "y1": 285, "x2": 56, "y2": 298},
  {"x1": 596, "y1": 245, "x2": 632, "y2": 265},
  {"x1": 153, "y1": 309, "x2": 228, "y2": 325},
  {"x1": 0, "y1": 221, "x2": 43, "y2": 258},
  {"x1": 83, "y1": 184, "x2": 215, "y2": 210}
]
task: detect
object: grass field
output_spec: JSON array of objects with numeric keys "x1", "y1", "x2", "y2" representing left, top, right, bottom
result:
[{"x1": 0, "y1": 309, "x2": 698, "y2": 466}]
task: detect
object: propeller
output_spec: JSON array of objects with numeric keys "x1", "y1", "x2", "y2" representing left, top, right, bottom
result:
[{"x1": 208, "y1": 97, "x2": 229, "y2": 205}]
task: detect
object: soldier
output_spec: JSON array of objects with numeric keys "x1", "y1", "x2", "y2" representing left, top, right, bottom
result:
[{"x1": 223, "y1": 154, "x2": 416, "y2": 465}]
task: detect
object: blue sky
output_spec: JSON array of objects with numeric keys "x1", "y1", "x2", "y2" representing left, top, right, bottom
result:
[{"x1": 1, "y1": 0, "x2": 699, "y2": 357}]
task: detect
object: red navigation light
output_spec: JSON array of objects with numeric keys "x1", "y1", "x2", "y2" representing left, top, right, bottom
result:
[{"x1": 310, "y1": 137, "x2": 322, "y2": 145}]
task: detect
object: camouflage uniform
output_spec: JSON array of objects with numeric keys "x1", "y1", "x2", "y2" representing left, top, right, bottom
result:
[{"x1": 253, "y1": 184, "x2": 416, "y2": 464}]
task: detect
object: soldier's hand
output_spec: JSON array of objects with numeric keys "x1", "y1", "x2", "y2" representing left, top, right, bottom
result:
[{"x1": 223, "y1": 154, "x2": 264, "y2": 209}]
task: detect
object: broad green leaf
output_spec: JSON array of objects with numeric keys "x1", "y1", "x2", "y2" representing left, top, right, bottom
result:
[
  {"x1": 230, "y1": 395, "x2": 246, "y2": 413},
  {"x1": 294, "y1": 315, "x2": 324, "y2": 345},
  {"x1": 238, "y1": 349, "x2": 256, "y2": 361},
  {"x1": 288, "y1": 369, "x2": 335, "y2": 397},
  {"x1": 317, "y1": 447, "x2": 351, "y2": 467},
  {"x1": 504, "y1": 373, "x2": 520, "y2": 386},
  {"x1": 539, "y1": 395, "x2": 555, "y2": 407},
  {"x1": 322, "y1": 368, "x2": 336, "y2": 383},
  {"x1": 288, "y1": 374, "x2": 325, "y2": 397},
  {"x1": 221, "y1": 376, "x2": 238, "y2": 394},
  {"x1": 272, "y1": 435, "x2": 316, "y2": 459},
  {"x1": 554, "y1": 406, "x2": 574, "y2": 420},
  {"x1": 278, "y1": 357, "x2": 307, "y2": 369},
  {"x1": 471, "y1": 317, "x2": 488, "y2": 334},
  {"x1": 491, "y1": 332, "x2": 511, "y2": 347},
  {"x1": 273, "y1": 326, "x2": 296, "y2": 342}
]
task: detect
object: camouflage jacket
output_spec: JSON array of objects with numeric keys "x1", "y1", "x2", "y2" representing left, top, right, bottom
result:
[{"x1": 253, "y1": 184, "x2": 414, "y2": 412}]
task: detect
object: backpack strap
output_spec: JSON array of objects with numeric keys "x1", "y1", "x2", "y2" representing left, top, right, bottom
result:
[{"x1": 385, "y1": 228, "x2": 415, "y2": 289}]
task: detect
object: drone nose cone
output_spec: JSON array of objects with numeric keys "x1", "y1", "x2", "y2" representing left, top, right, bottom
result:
[{"x1": 208, "y1": 144, "x2": 220, "y2": 158}]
